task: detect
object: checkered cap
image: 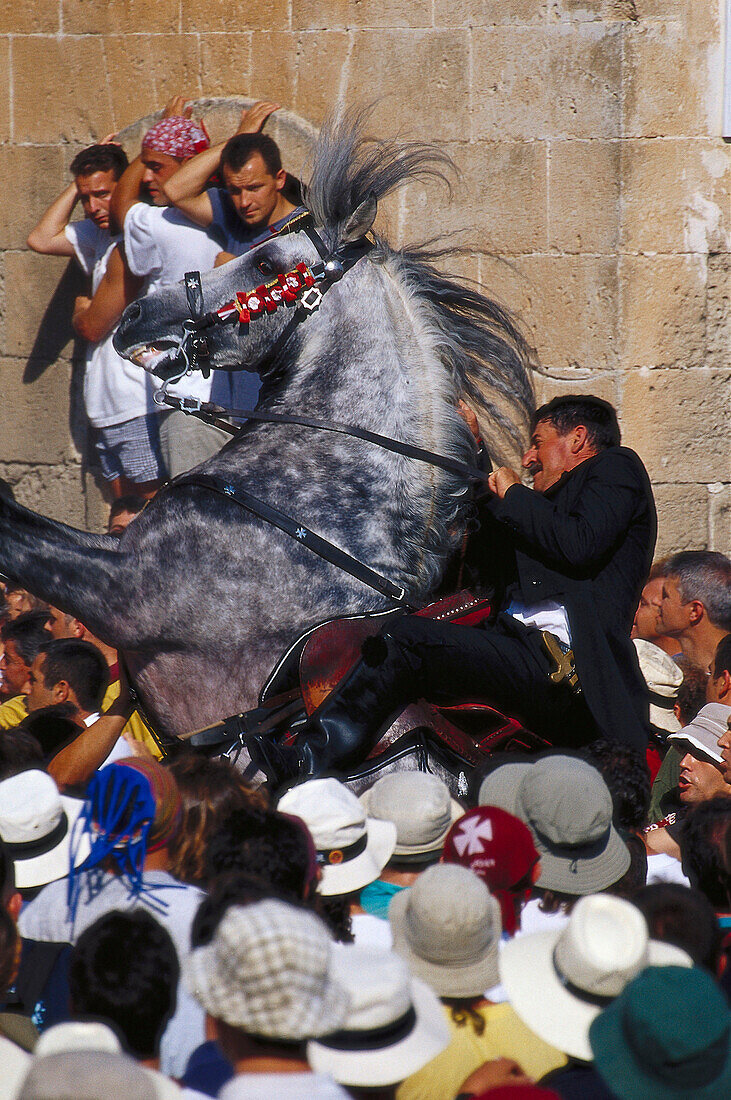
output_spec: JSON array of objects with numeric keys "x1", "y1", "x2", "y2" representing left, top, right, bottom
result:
[{"x1": 183, "y1": 900, "x2": 350, "y2": 1041}]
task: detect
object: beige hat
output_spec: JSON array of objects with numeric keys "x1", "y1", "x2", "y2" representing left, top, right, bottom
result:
[
  {"x1": 0, "y1": 770, "x2": 90, "y2": 890},
  {"x1": 308, "y1": 946, "x2": 450, "y2": 1087},
  {"x1": 479, "y1": 755, "x2": 630, "y2": 896},
  {"x1": 389, "y1": 863, "x2": 502, "y2": 997},
  {"x1": 359, "y1": 772, "x2": 463, "y2": 862},
  {"x1": 634, "y1": 639, "x2": 683, "y2": 733},
  {"x1": 668, "y1": 703, "x2": 731, "y2": 766},
  {"x1": 279, "y1": 777, "x2": 397, "y2": 896},
  {"x1": 499, "y1": 893, "x2": 692, "y2": 1062}
]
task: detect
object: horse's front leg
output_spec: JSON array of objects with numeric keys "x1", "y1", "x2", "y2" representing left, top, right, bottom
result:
[{"x1": 0, "y1": 496, "x2": 142, "y2": 648}]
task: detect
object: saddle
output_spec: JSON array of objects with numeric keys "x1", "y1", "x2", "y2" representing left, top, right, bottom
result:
[{"x1": 188, "y1": 590, "x2": 549, "y2": 799}]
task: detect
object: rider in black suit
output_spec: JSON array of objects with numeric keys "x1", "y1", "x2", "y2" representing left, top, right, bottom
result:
[{"x1": 249, "y1": 396, "x2": 657, "y2": 784}]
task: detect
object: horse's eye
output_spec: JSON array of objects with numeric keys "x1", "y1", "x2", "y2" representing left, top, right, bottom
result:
[{"x1": 257, "y1": 258, "x2": 275, "y2": 276}]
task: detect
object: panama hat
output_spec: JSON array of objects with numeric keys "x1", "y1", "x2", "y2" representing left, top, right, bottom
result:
[
  {"x1": 499, "y1": 894, "x2": 691, "y2": 1062},
  {"x1": 389, "y1": 863, "x2": 502, "y2": 997},
  {"x1": 0, "y1": 770, "x2": 89, "y2": 890},
  {"x1": 360, "y1": 771, "x2": 463, "y2": 862},
  {"x1": 634, "y1": 640, "x2": 683, "y2": 734},
  {"x1": 479, "y1": 755, "x2": 630, "y2": 895},
  {"x1": 279, "y1": 777, "x2": 396, "y2": 896},
  {"x1": 308, "y1": 946, "x2": 449, "y2": 1086}
]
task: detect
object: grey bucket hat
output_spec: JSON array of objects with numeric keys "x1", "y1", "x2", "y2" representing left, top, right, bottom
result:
[
  {"x1": 389, "y1": 863, "x2": 502, "y2": 997},
  {"x1": 479, "y1": 755, "x2": 630, "y2": 895}
]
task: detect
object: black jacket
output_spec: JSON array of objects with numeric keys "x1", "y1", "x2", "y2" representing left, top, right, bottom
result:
[{"x1": 482, "y1": 446, "x2": 657, "y2": 748}]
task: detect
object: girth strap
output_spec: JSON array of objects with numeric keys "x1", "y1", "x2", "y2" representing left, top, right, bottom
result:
[{"x1": 172, "y1": 472, "x2": 417, "y2": 609}]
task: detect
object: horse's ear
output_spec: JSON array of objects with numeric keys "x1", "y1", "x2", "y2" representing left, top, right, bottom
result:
[{"x1": 341, "y1": 193, "x2": 377, "y2": 243}]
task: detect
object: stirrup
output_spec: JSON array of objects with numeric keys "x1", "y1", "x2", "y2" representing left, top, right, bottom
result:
[{"x1": 541, "y1": 631, "x2": 581, "y2": 696}]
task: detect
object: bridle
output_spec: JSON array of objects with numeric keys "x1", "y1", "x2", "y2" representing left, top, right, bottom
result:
[
  {"x1": 154, "y1": 211, "x2": 375, "y2": 394},
  {"x1": 151, "y1": 211, "x2": 491, "y2": 610}
]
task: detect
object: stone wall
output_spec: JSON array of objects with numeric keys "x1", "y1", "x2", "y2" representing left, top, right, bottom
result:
[{"x1": 0, "y1": 0, "x2": 728, "y2": 553}]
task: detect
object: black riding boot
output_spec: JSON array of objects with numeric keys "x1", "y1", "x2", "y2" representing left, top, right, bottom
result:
[{"x1": 246, "y1": 632, "x2": 417, "y2": 788}]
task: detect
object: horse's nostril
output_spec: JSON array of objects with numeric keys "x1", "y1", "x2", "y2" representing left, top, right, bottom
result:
[{"x1": 124, "y1": 301, "x2": 142, "y2": 323}]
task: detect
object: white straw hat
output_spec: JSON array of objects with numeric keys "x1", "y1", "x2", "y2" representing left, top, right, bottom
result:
[
  {"x1": 308, "y1": 946, "x2": 449, "y2": 1086},
  {"x1": 360, "y1": 772, "x2": 463, "y2": 862},
  {"x1": 668, "y1": 703, "x2": 731, "y2": 766},
  {"x1": 0, "y1": 770, "x2": 90, "y2": 889},
  {"x1": 499, "y1": 893, "x2": 692, "y2": 1061},
  {"x1": 279, "y1": 778, "x2": 397, "y2": 896},
  {"x1": 389, "y1": 863, "x2": 502, "y2": 997},
  {"x1": 633, "y1": 639, "x2": 683, "y2": 733}
]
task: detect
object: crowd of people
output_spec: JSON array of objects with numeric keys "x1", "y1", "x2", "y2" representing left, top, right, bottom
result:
[{"x1": 1, "y1": 95, "x2": 731, "y2": 1100}]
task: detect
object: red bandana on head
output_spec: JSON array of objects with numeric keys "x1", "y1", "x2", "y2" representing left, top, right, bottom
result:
[{"x1": 142, "y1": 116, "x2": 209, "y2": 161}]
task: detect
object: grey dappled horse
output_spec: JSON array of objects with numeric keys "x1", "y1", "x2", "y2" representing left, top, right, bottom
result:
[{"x1": 0, "y1": 113, "x2": 534, "y2": 746}]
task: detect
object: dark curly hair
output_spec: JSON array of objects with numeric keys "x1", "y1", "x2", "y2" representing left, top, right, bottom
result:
[
  {"x1": 679, "y1": 798, "x2": 731, "y2": 911},
  {"x1": 70, "y1": 910, "x2": 178, "y2": 1060},
  {"x1": 581, "y1": 739, "x2": 651, "y2": 832},
  {"x1": 204, "y1": 807, "x2": 316, "y2": 902}
]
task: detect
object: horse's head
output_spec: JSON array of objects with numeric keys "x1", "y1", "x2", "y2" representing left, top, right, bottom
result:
[{"x1": 112, "y1": 200, "x2": 377, "y2": 381}]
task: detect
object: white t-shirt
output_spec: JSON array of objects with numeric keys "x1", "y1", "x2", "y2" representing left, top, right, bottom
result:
[
  {"x1": 65, "y1": 220, "x2": 156, "y2": 426},
  {"x1": 124, "y1": 204, "x2": 223, "y2": 403}
]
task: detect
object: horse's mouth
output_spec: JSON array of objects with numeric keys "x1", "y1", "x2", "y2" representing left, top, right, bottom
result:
[{"x1": 127, "y1": 341, "x2": 182, "y2": 379}]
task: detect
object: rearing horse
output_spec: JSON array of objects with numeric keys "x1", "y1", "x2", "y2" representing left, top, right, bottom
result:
[{"x1": 0, "y1": 113, "x2": 534, "y2": 740}]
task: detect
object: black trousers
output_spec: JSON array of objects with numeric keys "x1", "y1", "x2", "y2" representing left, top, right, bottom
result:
[{"x1": 382, "y1": 612, "x2": 600, "y2": 749}]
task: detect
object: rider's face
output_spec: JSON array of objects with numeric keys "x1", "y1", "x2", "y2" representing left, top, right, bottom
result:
[
  {"x1": 521, "y1": 420, "x2": 575, "y2": 493},
  {"x1": 223, "y1": 154, "x2": 287, "y2": 228}
]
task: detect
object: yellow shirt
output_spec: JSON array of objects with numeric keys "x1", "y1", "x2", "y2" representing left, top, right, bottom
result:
[
  {"x1": 0, "y1": 695, "x2": 28, "y2": 729},
  {"x1": 396, "y1": 1001, "x2": 567, "y2": 1100},
  {"x1": 0, "y1": 685, "x2": 162, "y2": 760}
]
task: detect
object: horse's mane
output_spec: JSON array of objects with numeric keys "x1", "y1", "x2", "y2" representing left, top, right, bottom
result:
[{"x1": 304, "y1": 107, "x2": 536, "y2": 461}]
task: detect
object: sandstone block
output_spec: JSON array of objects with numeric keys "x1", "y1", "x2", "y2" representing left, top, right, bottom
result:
[
  {"x1": 549, "y1": 140, "x2": 621, "y2": 253},
  {"x1": 346, "y1": 30, "x2": 470, "y2": 142},
  {"x1": 621, "y1": 367, "x2": 731, "y2": 483},
  {"x1": 706, "y1": 253, "x2": 731, "y2": 372},
  {"x1": 398, "y1": 140, "x2": 548, "y2": 254},
  {"x1": 709, "y1": 484, "x2": 731, "y2": 556},
  {"x1": 534, "y1": 368, "x2": 620, "y2": 408},
  {"x1": 103, "y1": 34, "x2": 202, "y2": 129},
  {"x1": 83, "y1": 465, "x2": 113, "y2": 534},
  {"x1": 294, "y1": 32, "x2": 352, "y2": 125},
  {"x1": 198, "y1": 37, "x2": 252, "y2": 99},
  {"x1": 621, "y1": 140, "x2": 730, "y2": 255},
  {"x1": 652, "y1": 483, "x2": 710, "y2": 555},
  {"x1": 0, "y1": 39, "x2": 10, "y2": 142},
  {"x1": 552, "y1": 0, "x2": 639, "y2": 21},
  {"x1": 2, "y1": 251, "x2": 79, "y2": 360},
  {"x1": 62, "y1": 0, "x2": 179, "y2": 34},
  {"x1": 433, "y1": 0, "x2": 544, "y2": 26},
  {"x1": 5, "y1": 458, "x2": 88, "y2": 529},
  {"x1": 0, "y1": 0, "x2": 58, "y2": 32},
  {"x1": 0, "y1": 146, "x2": 65, "y2": 251},
  {"x1": 250, "y1": 33, "x2": 298, "y2": 106},
  {"x1": 13, "y1": 37, "x2": 113, "y2": 144},
  {"x1": 622, "y1": 22, "x2": 714, "y2": 138},
  {"x1": 480, "y1": 254, "x2": 620, "y2": 372},
  {"x1": 619, "y1": 255, "x2": 707, "y2": 370},
  {"x1": 181, "y1": 0, "x2": 290, "y2": 33},
  {"x1": 0, "y1": 358, "x2": 75, "y2": 466},
  {"x1": 293, "y1": 0, "x2": 432, "y2": 30},
  {"x1": 472, "y1": 22, "x2": 622, "y2": 140}
]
